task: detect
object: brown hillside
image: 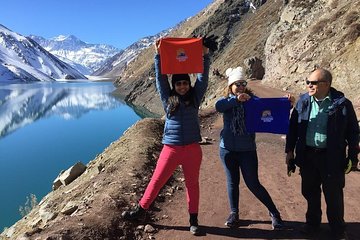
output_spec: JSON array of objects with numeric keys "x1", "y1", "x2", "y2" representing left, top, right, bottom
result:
[{"x1": 114, "y1": 0, "x2": 359, "y2": 116}]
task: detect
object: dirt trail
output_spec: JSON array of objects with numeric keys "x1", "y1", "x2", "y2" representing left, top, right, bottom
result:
[{"x1": 152, "y1": 81, "x2": 360, "y2": 240}]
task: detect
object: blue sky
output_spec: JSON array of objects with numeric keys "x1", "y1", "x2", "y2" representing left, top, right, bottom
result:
[{"x1": 0, "y1": 0, "x2": 213, "y2": 49}]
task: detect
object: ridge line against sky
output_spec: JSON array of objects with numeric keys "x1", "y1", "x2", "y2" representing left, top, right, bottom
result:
[{"x1": 0, "y1": 0, "x2": 213, "y2": 49}]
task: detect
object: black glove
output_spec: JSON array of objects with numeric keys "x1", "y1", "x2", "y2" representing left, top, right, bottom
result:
[
  {"x1": 287, "y1": 158, "x2": 296, "y2": 177},
  {"x1": 202, "y1": 34, "x2": 218, "y2": 51}
]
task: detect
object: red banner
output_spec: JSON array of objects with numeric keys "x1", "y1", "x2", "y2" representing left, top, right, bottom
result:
[{"x1": 159, "y1": 37, "x2": 203, "y2": 74}]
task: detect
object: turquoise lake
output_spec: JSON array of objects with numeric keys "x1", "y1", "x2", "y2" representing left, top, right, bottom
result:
[{"x1": 0, "y1": 81, "x2": 142, "y2": 231}]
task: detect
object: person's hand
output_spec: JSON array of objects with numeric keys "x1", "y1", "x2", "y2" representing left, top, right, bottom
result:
[
  {"x1": 237, "y1": 93, "x2": 250, "y2": 102},
  {"x1": 154, "y1": 39, "x2": 161, "y2": 53},
  {"x1": 286, "y1": 151, "x2": 294, "y2": 165},
  {"x1": 286, "y1": 152, "x2": 296, "y2": 176},
  {"x1": 202, "y1": 34, "x2": 218, "y2": 51},
  {"x1": 287, "y1": 158, "x2": 296, "y2": 176},
  {"x1": 285, "y1": 94, "x2": 295, "y2": 107},
  {"x1": 203, "y1": 46, "x2": 209, "y2": 55}
]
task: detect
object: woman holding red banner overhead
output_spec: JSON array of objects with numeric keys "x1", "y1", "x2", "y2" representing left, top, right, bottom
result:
[
  {"x1": 215, "y1": 66, "x2": 285, "y2": 230},
  {"x1": 122, "y1": 38, "x2": 212, "y2": 236}
]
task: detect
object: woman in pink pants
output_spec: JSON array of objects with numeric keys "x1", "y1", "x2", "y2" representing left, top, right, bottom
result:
[{"x1": 122, "y1": 39, "x2": 211, "y2": 236}]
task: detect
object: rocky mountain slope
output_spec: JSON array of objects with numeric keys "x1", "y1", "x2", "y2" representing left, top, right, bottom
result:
[
  {"x1": 114, "y1": 0, "x2": 360, "y2": 116},
  {"x1": 263, "y1": 0, "x2": 360, "y2": 103}
]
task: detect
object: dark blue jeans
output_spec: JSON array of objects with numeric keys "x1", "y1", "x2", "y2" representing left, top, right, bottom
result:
[{"x1": 219, "y1": 147, "x2": 279, "y2": 216}]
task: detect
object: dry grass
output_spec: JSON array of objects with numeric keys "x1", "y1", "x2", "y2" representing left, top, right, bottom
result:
[
  {"x1": 342, "y1": 23, "x2": 360, "y2": 43},
  {"x1": 330, "y1": 0, "x2": 339, "y2": 9},
  {"x1": 292, "y1": 0, "x2": 313, "y2": 9},
  {"x1": 286, "y1": 29, "x2": 300, "y2": 40},
  {"x1": 345, "y1": 11, "x2": 359, "y2": 25},
  {"x1": 310, "y1": 19, "x2": 328, "y2": 35},
  {"x1": 329, "y1": 9, "x2": 346, "y2": 22}
]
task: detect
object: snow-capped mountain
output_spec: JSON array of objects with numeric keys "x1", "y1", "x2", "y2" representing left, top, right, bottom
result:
[
  {"x1": 93, "y1": 29, "x2": 173, "y2": 77},
  {"x1": 0, "y1": 24, "x2": 86, "y2": 82},
  {"x1": 29, "y1": 35, "x2": 121, "y2": 75}
]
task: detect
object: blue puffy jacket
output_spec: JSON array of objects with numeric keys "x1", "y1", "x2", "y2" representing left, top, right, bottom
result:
[
  {"x1": 215, "y1": 94, "x2": 257, "y2": 151},
  {"x1": 155, "y1": 54, "x2": 210, "y2": 145}
]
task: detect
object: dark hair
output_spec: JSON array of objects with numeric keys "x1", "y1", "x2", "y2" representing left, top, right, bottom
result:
[
  {"x1": 223, "y1": 85, "x2": 254, "y2": 98},
  {"x1": 167, "y1": 84, "x2": 195, "y2": 116},
  {"x1": 317, "y1": 68, "x2": 332, "y2": 84}
]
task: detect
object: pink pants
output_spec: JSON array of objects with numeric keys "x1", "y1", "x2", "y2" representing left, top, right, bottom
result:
[{"x1": 139, "y1": 143, "x2": 202, "y2": 214}]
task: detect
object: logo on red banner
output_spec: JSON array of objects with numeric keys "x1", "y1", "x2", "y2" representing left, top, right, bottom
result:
[
  {"x1": 159, "y1": 38, "x2": 203, "y2": 74},
  {"x1": 176, "y1": 48, "x2": 188, "y2": 62}
]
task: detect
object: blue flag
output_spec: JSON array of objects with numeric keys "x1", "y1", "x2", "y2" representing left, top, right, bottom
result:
[{"x1": 243, "y1": 97, "x2": 291, "y2": 134}]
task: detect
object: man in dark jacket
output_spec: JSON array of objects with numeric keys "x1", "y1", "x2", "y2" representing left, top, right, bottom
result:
[{"x1": 285, "y1": 68, "x2": 359, "y2": 239}]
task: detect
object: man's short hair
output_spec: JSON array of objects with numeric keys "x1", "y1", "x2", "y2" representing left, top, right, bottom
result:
[{"x1": 317, "y1": 68, "x2": 332, "y2": 84}]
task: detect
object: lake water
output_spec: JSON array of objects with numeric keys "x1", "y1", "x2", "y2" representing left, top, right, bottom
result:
[{"x1": 0, "y1": 81, "x2": 142, "y2": 231}]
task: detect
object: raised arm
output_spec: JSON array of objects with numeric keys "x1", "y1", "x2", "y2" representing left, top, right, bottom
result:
[
  {"x1": 193, "y1": 51, "x2": 210, "y2": 104},
  {"x1": 154, "y1": 49, "x2": 171, "y2": 110},
  {"x1": 215, "y1": 96, "x2": 239, "y2": 113}
]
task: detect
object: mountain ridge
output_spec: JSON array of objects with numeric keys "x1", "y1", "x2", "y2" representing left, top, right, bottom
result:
[
  {"x1": 92, "y1": 28, "x2": 176, "y2": 77},
  {"x1": 0, "y1": 24, "x2": 86, "y2": 82},
  {"x1": 29, "y1": 34, "x2": 121, "y2": 75}
]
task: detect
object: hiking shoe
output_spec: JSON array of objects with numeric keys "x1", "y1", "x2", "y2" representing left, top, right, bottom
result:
[
  {"x1": 225, "y1": 212, "x2": 239, "y2": 228},
  {"x1": 331, "y1": 230, "x2": 348, "y2": 240},
  {"x1": 121, "y1": 204, "x2": 146, "y2": 221},
  {"x1": 190, "y1": 225, "x2": 200, "y2": 236},
  {"x1": 269, "y1": 212, "x2": 284, "y2": 230},
  {"x1": 189, "y1": 213, "x2": 200, "y2": 236},
  {"x1": 300, "y1": 223, "x2": 320, "y2": 235}
]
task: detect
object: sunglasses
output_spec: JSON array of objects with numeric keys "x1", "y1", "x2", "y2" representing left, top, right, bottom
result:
[
  {"x1": 233, "y1": 81, "x2": 247, "y2": 87},
  {"x1": 306, "y1": 80, "x2": 327, "y2": 85},
  {"x1": 175, "y1": 80, "x2": 190, "y2": 87}
]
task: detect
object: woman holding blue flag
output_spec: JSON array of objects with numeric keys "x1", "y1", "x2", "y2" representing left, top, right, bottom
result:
[{"x1": 215, "y1": 66, "x2": 284, "y2": 229}]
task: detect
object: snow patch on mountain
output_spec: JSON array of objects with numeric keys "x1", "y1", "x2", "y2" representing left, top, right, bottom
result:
[
  {"x1": 0, "y1": 24, "x2": 86, "y2": 82},
  {"x1": 93, "y1": 28, "x2": 174, "y2": 77},
  {"x1": 29, "y1": 35, "x2": 121, "y2": 75}
]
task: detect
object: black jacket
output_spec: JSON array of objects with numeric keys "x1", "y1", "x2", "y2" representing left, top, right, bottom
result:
[{"x1": 285, "y1": 87, "x2": 359, "y2": 175}]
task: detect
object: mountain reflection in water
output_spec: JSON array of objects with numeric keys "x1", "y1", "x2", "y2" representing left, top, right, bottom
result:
[{"x1": 0, "y1": 81, "x2": 122, "y2": 139}]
